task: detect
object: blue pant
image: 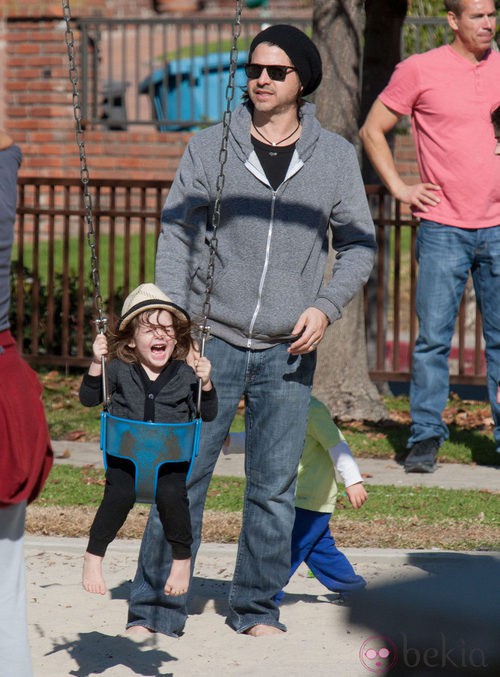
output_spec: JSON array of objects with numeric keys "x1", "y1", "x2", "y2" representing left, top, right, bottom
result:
[
  {"x1": 127, "y1": 336, "x2": 316, "y2": 635},
  {"x1": 274, "y1": 508, "x2": 366, "y2": 603},
  {"x1": 409, "y1": 221, "x2": 500, "y2": 448}
]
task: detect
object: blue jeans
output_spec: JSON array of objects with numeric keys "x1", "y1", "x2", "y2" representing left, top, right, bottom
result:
[
  {"x1": 409, "y1": 221, "x2": 500, "y2": 448},
  {"x1": 274, "y1": 508, "x2": 366, "y2": 603},
  {"x1": 127, "y1": 336, "x2": 316, "y2": 635}
]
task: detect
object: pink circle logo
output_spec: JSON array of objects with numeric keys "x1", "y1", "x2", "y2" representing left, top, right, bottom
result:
[{"x1": 359, "y1": 635, "x2": 398, "y2": 673}]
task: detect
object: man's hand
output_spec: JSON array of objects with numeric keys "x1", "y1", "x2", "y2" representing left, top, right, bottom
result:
[
  {"x1": 288, "y1": 307, "x2": 329, "y2": 355},
  {"x1": 393, "y1": 180, "x2": 441, "y2": 212}
]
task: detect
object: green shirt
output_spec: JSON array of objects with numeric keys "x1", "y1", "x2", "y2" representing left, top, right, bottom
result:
[{"x1": 295, "y1": 396, "x2": 345, "y2": 514}]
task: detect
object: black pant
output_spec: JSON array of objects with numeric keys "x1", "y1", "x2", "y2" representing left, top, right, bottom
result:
[{"x1": 87, "y1": 455, "x2": 192, "y2": 559}]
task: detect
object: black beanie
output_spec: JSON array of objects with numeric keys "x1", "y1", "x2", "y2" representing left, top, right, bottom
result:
[{"x1": 249, "y1": 24, "x2": 323, "y2": 97}]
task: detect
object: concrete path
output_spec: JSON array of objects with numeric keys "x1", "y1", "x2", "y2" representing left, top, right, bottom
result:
[{"x1": 51, "y1": 440, "x2": 500, "y2": 491}]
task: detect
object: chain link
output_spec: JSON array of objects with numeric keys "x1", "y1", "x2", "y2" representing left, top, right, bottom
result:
[
  {"x1": 62, "y1": 0, "x2": 242, "y2": 353},
  {"x1": 61, "y1": 0, "x2": 107, "y2": 333},
  {"x1": 199, "y1": 0, "x2": 242, "y2": 342}
]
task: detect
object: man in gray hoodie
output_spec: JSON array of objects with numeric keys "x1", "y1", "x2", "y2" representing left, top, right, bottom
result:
[{"x1": 127, "y1": 24, "x2": 376, "y2": 638}]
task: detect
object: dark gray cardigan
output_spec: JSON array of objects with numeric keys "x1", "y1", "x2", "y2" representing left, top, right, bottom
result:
[{"x1": 79, "y1": 358, "x2": 217, "y2": 423}]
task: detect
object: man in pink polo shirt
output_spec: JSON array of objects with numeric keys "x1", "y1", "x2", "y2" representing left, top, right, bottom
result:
[{"x1": 360, "y1": 0, "x2": 500, "y2": 472}]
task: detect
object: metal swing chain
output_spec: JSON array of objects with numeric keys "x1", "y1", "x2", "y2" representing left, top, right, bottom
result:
[
  {"x1": 61, "y1": 0, "x2": 242, "y2": 412},
  {"x1": 195, "y1": 1, "x2": 242, "y2": 415},
  {"x1": 62, "y1": 0, "x2": 110, "y2": 407},
  {"x1": 199, "y1": 0, "x2": 242, "y2": 350}
]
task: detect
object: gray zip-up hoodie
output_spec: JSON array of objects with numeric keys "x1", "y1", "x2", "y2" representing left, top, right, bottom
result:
[{"x1": 156, "y1": 101, "x2": 376, "y2": 349}]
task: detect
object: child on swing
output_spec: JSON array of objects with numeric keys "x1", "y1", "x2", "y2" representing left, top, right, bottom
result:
[{"x1": 79, "y1": 283, "x2": 217, "y2": 597}]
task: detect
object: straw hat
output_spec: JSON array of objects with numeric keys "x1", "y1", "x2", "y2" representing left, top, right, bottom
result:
[{"x1": 118, "y1": 283, "x2": 190, "y2": 331}]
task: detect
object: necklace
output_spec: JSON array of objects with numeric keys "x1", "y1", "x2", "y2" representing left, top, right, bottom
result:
[{"x1": 252, "y1": 121, "x2": 301, "y2": 147}]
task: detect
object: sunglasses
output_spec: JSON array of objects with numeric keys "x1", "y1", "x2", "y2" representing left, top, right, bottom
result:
[{"x1": 244, "y1": 63, "x2": 297, "y2": 82}]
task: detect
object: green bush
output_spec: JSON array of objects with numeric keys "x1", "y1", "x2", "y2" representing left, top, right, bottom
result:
[{"x1": 9, "y1": 261, "x2": 122, "y2": 357}]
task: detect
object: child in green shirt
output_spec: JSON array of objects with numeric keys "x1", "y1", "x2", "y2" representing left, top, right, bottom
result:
[{"x1": 225, "y1": 395, "x2": 367, "y2": 602}]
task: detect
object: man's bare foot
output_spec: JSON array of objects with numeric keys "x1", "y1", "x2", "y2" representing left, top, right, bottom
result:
[
  {"x1": 121, "y1": 625, "x2": 156, "y2": 645},
  {"x1": 244, "y1": 624, "x2": 284, "y2": 637},
  {"x1": 164, "y1": 557, "x2": 191, "y2": 596},
  {"x1": 82, "y1": 552, "x2": 106, "y2": 594},
  {"x1": 125, "y1": 626, "x2": 155, "y2": 643}
]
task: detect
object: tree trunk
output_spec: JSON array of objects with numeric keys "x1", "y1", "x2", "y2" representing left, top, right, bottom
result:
[
  {"x1": 361, "y1": 0, "x2": 408, "y2": 374},
  {"x1": 360, "y1": 0, "x2": 408, "y2": 132},
  {"x1": 313, "y1": 267, "x2": 386, "y2": 422},
  {"x1": 311, "y1": 0, "x2": 386, "y2": 421},
  {"x1": 313, "y1": 0, "x2": 364, "y2": 153}
]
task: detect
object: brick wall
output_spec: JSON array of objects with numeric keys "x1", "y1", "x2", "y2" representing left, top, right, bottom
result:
[
  {"x1": 1, "y1": 2, "x2": 419, "y2": 184},
  {"x1": 2, "y1": 14, "x2": 194, "y2": 180},
  {"x1": 394, "y1": 131, "x2": 420, "y2": 185},
  {"x1": 2, "y1": 1, "x2": 158, "y2": 19}
]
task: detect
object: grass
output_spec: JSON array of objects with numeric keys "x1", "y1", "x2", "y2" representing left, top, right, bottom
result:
[
  {"x1": 340, "y1": 393, "x2": 499, "y2": 466},
  {"x1": 40, "y1": 370, "x2": 499, "y2": 466},
  {"x1": 35, "y1": 372, "x2": 499, "y2": 550},
  {"x1": 161, "y1": 39, "x2": 250, "y2": 62},
  {"x1": 343, "y1": 423, "x2": 498, "y2": 466},
  {"x1": 41, "y1": 370, "x2": 102, "y2": 441},
  {"x1": 36, "y1": 466, "x2": 499, "y2": 528},
  {"x1": 13, "y1": 232, "x2": 158, "y2": 300}
]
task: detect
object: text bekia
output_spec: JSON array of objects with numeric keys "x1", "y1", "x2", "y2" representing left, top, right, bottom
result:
[{"x1": 400, "y1": 633, "x2": 487, "y2": 670}]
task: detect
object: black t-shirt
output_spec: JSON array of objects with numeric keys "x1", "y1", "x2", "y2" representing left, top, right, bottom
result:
[{"x1": 251, "y1": 136, "x2": 295, "y2": 191}]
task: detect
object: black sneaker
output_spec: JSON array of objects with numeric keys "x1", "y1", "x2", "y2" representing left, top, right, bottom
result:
[{"x1": 404, "y1": 438, "x2": 440, "y2": 473}]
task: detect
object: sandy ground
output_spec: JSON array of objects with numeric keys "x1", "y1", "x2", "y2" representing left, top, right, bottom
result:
[{"x1": 26, "y1": 537, "x2": 499, "y2": 677}]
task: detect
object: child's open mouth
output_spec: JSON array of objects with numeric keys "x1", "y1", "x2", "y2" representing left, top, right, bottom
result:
[{"x1": 151, "y1": 343, "x2": 167, "y2": 355}]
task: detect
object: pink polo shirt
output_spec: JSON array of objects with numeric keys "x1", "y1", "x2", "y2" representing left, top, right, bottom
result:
[{"x1": 379, "y1": 45, "x2": 500, "y2": 228}]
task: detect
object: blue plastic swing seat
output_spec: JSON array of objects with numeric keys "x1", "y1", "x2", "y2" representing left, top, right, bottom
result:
[{"x1": 100, "y1": 411, "x2": 202, "y2": 504}]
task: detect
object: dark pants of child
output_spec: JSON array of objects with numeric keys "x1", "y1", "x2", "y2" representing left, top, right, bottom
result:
[
  {"x1": 274, "y1": 507, "x2": 366, "y2": 603},
  {"x1": 87, "y1": 456, "x2": 192, "y2": 559}
]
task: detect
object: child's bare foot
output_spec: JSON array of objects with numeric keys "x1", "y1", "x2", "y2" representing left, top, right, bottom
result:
[
  {"x1": 82, "y1": 552, "x2": 106, "y2": 594},
  {"x1": 244, "y1": 624, "x2": 284, "y2": 637},
  {"x1": 164, "y1": 557, "x2": 191, "y2": 596}
]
